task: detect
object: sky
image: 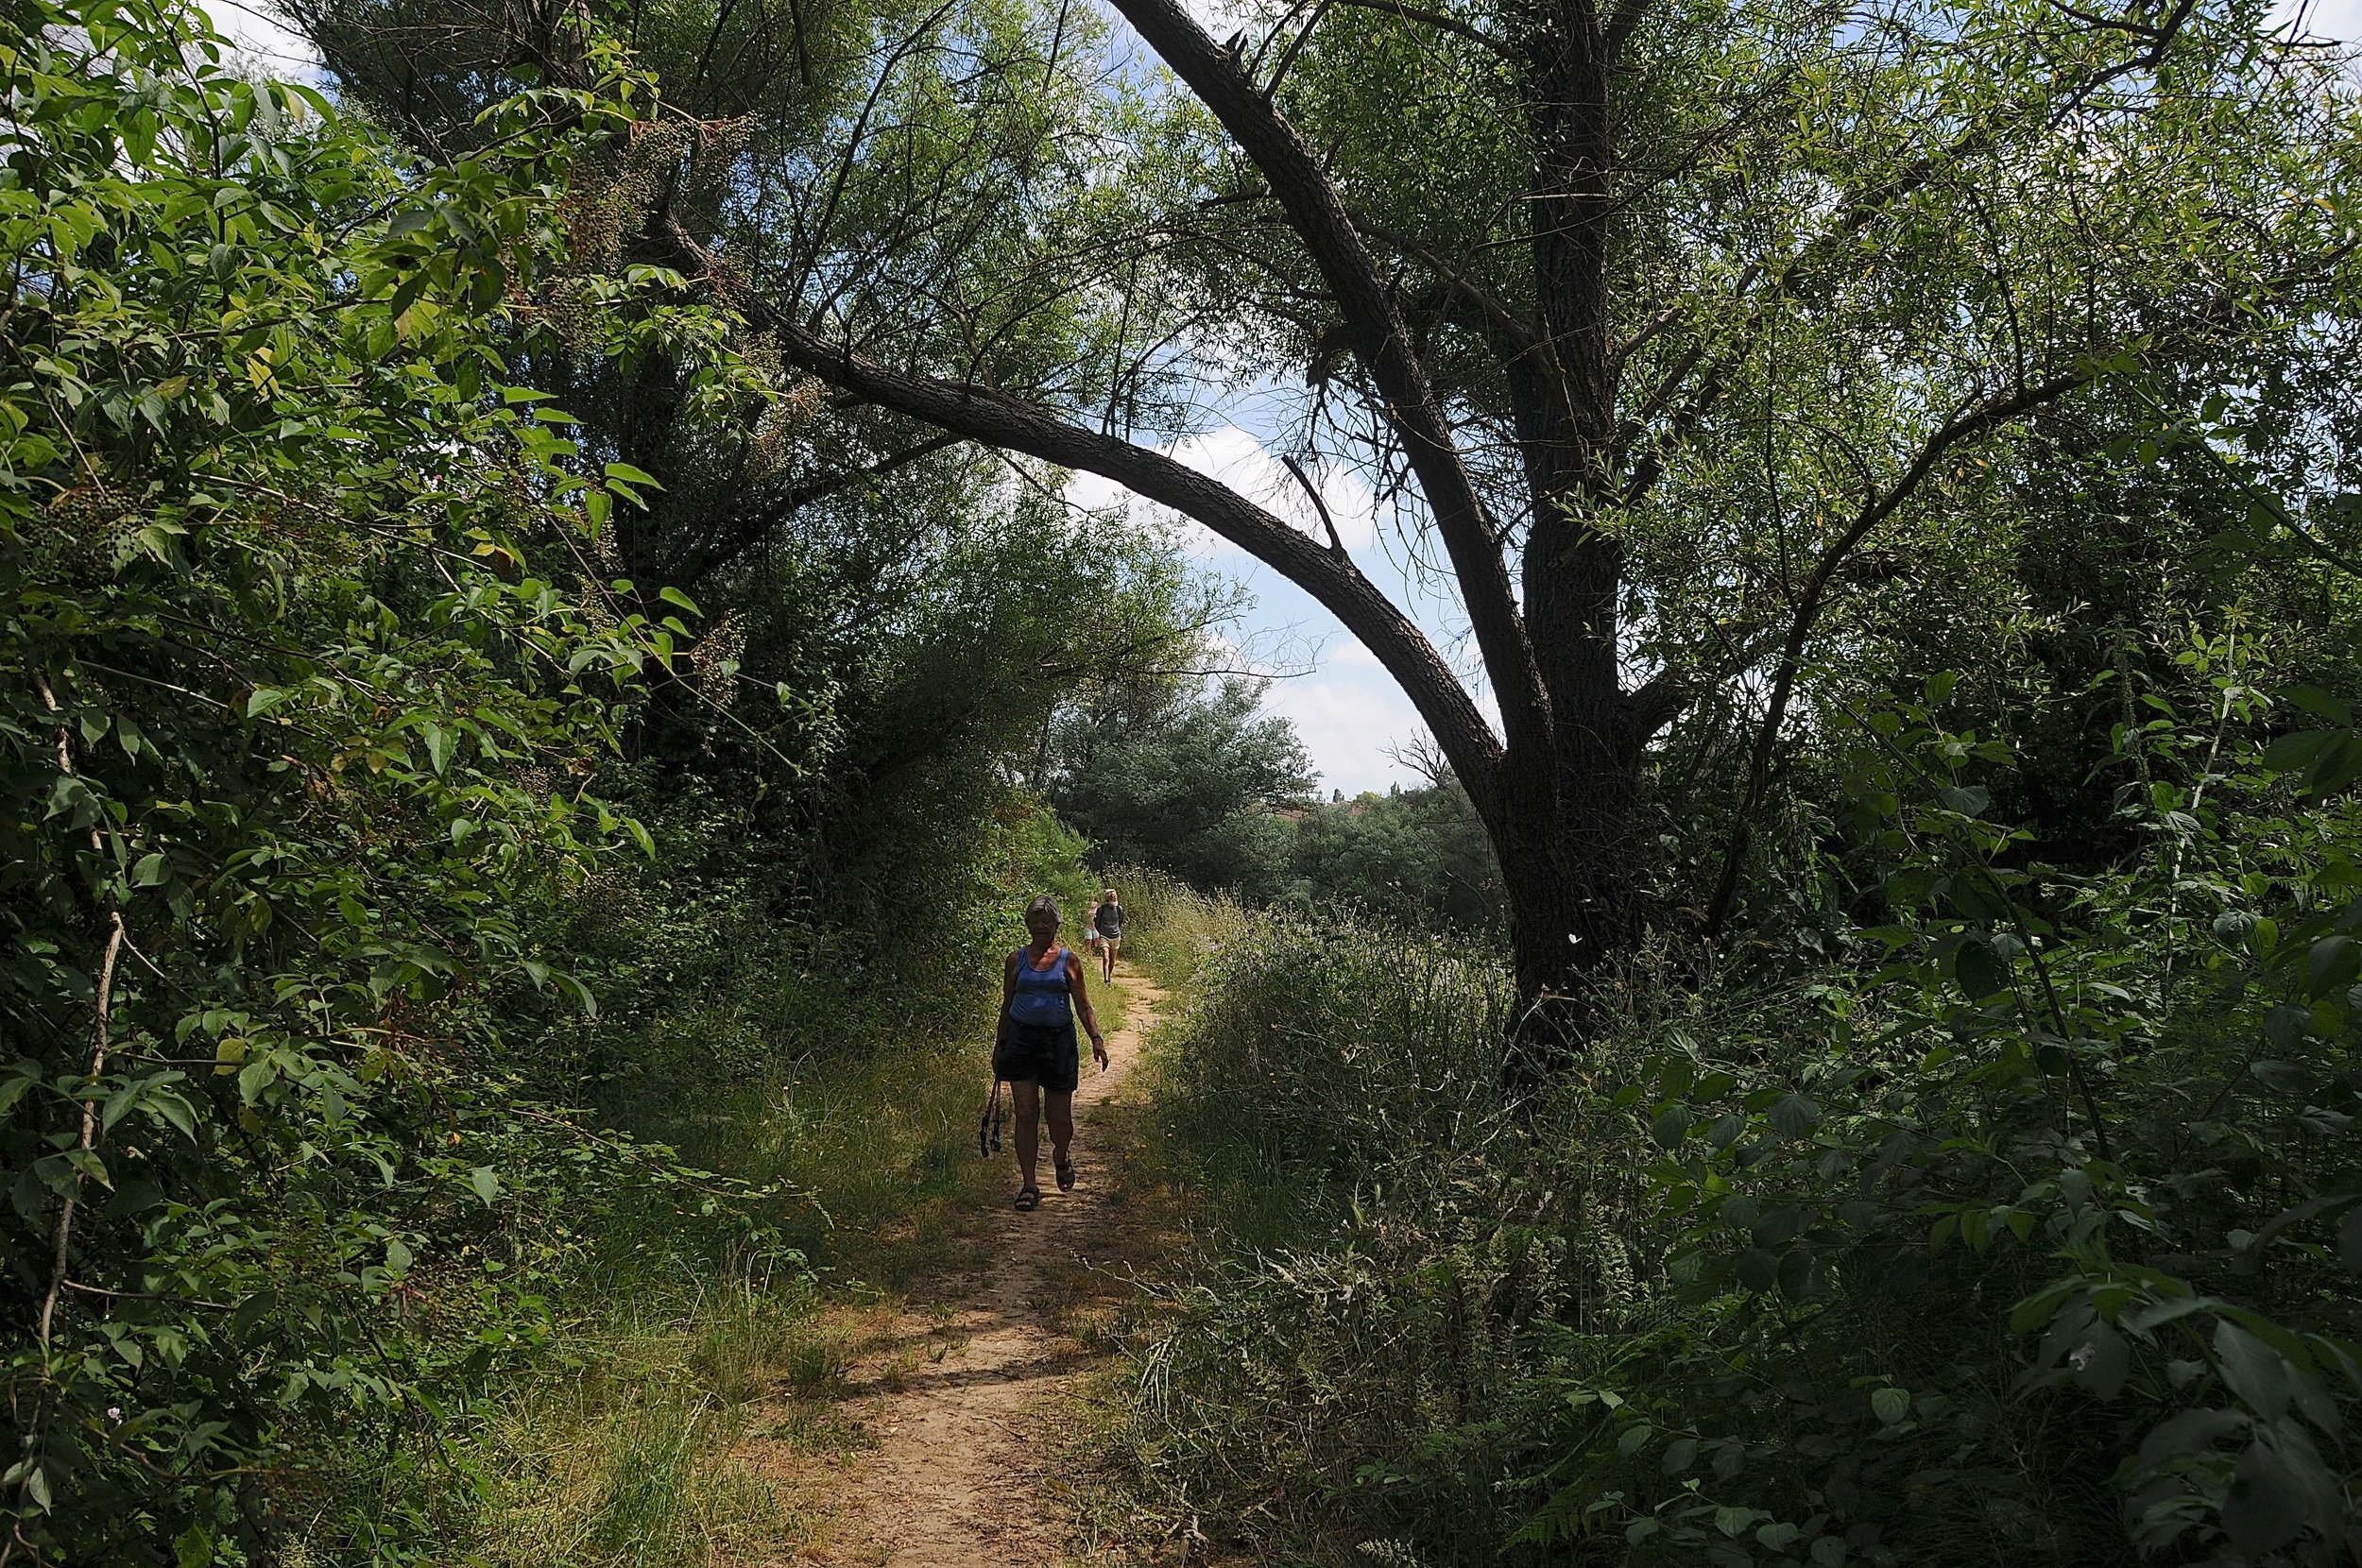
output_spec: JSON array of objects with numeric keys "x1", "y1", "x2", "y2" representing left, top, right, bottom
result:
[
  {"x1": 1065, "y1": 411, "x2": 1487, "y2": 796},
  {"x1": 203, "y1": 0, "x2": 2360, "y2": 796},
  {"x1": 2289, "y1": 0, "x2": 2362, "y2": 38},
  {"x1": 201, "y1": 0, "x2": 317, "y2": 73}
]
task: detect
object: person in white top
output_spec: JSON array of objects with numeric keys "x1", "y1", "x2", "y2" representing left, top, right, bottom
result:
[{"x1": 1090, "y1": 887, "x2": 1122, "y2": 983}]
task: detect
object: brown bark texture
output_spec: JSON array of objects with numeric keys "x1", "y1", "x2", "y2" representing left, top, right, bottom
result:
[{"x1": 643, "y1": 0, "x2": 2157, "y2": 1079}]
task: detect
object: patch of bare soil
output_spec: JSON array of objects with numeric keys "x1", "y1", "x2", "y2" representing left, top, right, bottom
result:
[{"x1": 742, "y1": 966, "x2": 1171, "y2": 1567}]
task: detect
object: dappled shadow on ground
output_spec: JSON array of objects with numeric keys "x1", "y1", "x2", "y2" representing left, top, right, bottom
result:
[{"x1": 728, "y1": 966, "x2": 1172, "y2": 1567}]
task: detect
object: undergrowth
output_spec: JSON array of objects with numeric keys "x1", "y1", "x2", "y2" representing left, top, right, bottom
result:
[
  {"x1": 456, "y1": 1271, "x2": 815, "y2": 1568},
  {"x1": 1110, "y1": 666, "x2": 2362, "y2": 1568},
  {"x1": 285, "y1": 800, "x2": 1093, "y2": 1561}
]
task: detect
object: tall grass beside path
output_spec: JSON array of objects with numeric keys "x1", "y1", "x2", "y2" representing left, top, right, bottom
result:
[
  {"x1": 289, "y1": 815, "x2": 1099, "y2": 1560},
  {"x1": 1112, "y1": 885, "x2": 1605, "y2": 1559},
  {"x1": 1110, "y1": 875, "x2": 2362, "y2": 1566}
]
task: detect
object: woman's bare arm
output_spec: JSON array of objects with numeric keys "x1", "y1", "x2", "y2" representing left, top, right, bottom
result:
[{"x1": 1067, "y1": 951, "x2": 1108, "y2": 1065}]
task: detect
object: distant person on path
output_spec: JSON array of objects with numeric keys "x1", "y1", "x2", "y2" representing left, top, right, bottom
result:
[
  {"x1": 1084, "y1": 894, "x2": 1106, "y2": 966},
  {"x1": 995, "y1": 895, "x2": 1107, "y2": 1212},
  {"x1": 1092, "y1": 886, "x2": 1122, "y2": 983}
]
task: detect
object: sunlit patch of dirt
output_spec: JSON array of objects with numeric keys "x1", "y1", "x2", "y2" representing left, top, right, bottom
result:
[{"x1": 727, "y1": 969, "x2": 1174, "y2": 1566}]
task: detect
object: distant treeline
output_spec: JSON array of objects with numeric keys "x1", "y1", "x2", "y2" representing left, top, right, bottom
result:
[{"x1": 1036, "y1": 673, "x2": 1507, "y2": 930}]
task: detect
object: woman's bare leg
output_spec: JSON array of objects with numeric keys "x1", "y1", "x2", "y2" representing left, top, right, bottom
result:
[
  {"x1": 1045, "y1": 1089, "x2": 1074, "y2": 1167},
  {"x1": 1012, "y1": 1079, "x2": 1041, "y2": 1193}
]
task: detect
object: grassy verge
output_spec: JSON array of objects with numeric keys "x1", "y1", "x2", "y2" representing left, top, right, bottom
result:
[
  {"x1": 417, "y1": 903, "x2": 1140, "y2": 1564},
  {"x1": 1106, "y1": 885, "x2": 1537, "y2": 1565},
  {"x1": 1104, "y1": 871, "x2": 2362, "y2": 1568},
  {"x1": 458, "y1": 1275, "x2": 823, "y2": 1567},
  {"x1": 422, "y1": 1031, "x2": 1004, "y2": 1566}
]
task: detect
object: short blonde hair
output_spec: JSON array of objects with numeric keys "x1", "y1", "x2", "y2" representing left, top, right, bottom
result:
[{"x1": 1102, "y1": 887, "x2": 1117, "y2": 900}]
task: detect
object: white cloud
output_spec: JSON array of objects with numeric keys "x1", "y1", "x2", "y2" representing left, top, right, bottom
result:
[
  {"x1": 1323, "y1": 635, "x2": 1385, "y2": 672},
  {"x1": 1296, "y1": 646, "x2": 1499, "y2": 793},
  {"x1": 1263, "y1": 667, "x2": 1434, "y2": 796},
  {"x1": 199, "y1": 0, "x2": 320, "y2": 75},
  {"x1": 1066, "y1": 423, "x2": 1378, "y2": 562},
  {"x1": 2272, "y1": 0, "x2": 2362, "y2": 40}
]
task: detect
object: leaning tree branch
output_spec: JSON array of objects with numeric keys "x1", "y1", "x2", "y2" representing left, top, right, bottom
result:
[
  {"x1": 657, "y1": 220, "x2": 1508, "y2": 815},
  {"x1": 1258, "y1": 0, "x2": 1335, "y2": 97},
  {"x1": 1322, "y1": 0, "x2": 1515, "y2": 60},
  {"x1": 1108, "y1": 0, "x2": 1551, "y2": 759},
  {"x1": 30, "y1": 672, "x2": 127, "y2": 1354},
  {"x1": 1698, "y1": 370, "x2": 2087, "y2": 935},
  {"x1": 1280, "y1": 452, "x2": 1350, "y2": 557}
]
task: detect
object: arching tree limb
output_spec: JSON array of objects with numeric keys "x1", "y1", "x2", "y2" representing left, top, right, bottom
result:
[
  {"x1": 1107, "y1": 0, "x2": 1551, "y2": 763},
  {"x1": 658, "y1": 221, "x2": 1509, "y2": 817},
  {"x1": 1700, "y1": 370, "x2": 2087, "y2": 935}
]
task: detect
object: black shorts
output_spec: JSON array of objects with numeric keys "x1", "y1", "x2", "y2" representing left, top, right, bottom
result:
[{"x1": 994, "y1": 1018, "x2": 1080, "y2": 1094}]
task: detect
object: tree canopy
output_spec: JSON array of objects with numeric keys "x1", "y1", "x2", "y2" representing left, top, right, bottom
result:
[
  {"x1": 511, "y1": 0, "x2": 2362, "y2": 1066},
  {"x1": 7, "y1": 0, "x2": 2361, "y2": 1556},
  {"x1": 1044, "y1": 672, "x2": 1312, "y2": 891}
]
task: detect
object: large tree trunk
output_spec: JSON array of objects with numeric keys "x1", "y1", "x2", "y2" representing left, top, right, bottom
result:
[
  {"x1": 1488, "y1": 0, "x2": 1643, "y2": 1085},
  {"x1": 1494, "y1": 710, "x2": 1644, "y2": 1086}
]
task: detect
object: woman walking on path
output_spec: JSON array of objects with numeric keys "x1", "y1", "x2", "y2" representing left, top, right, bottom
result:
[
  {"x1": 1091, "y1": 886, "x2": 1122, "y2": 984},
  {"x1": 994, "y1": 895, "x2": 1107, "y2": 1211}
]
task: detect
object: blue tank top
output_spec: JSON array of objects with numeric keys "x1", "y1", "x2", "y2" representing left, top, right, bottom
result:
[{"x1": 1009, "y1": 945, "x2": 1071, "y2": 1026}]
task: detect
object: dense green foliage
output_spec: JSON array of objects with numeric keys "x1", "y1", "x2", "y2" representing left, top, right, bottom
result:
[
  {"x1": 1282, "y1": 780, "x2": 1504, "y2": 931},
  {"x1": 1043, "y1": 673, "x2": 1311, "y2": 895},
  {"x1": 0, "y1": 1, "x2": 1158, "y2": 1559},
  {"x1": 1121, "y1": 640, "x2": 2362, "y2": 1564},
  {"x1": 0, "y1": 7, "x2": 760, "y2": 1553}
]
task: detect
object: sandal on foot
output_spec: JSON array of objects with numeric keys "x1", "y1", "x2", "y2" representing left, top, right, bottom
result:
[
  {"x1": 1014, "y1": 1187, "x2": 1041, "y2": 1212},
  {"x1": 1053, "y1": 1155, "x2": 1077, "y2": 1193}
]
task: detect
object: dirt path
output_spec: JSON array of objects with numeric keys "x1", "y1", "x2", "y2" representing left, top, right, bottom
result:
[{"x1": 778, "y1": 964, "x2": 1166, "y2": 1566}]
